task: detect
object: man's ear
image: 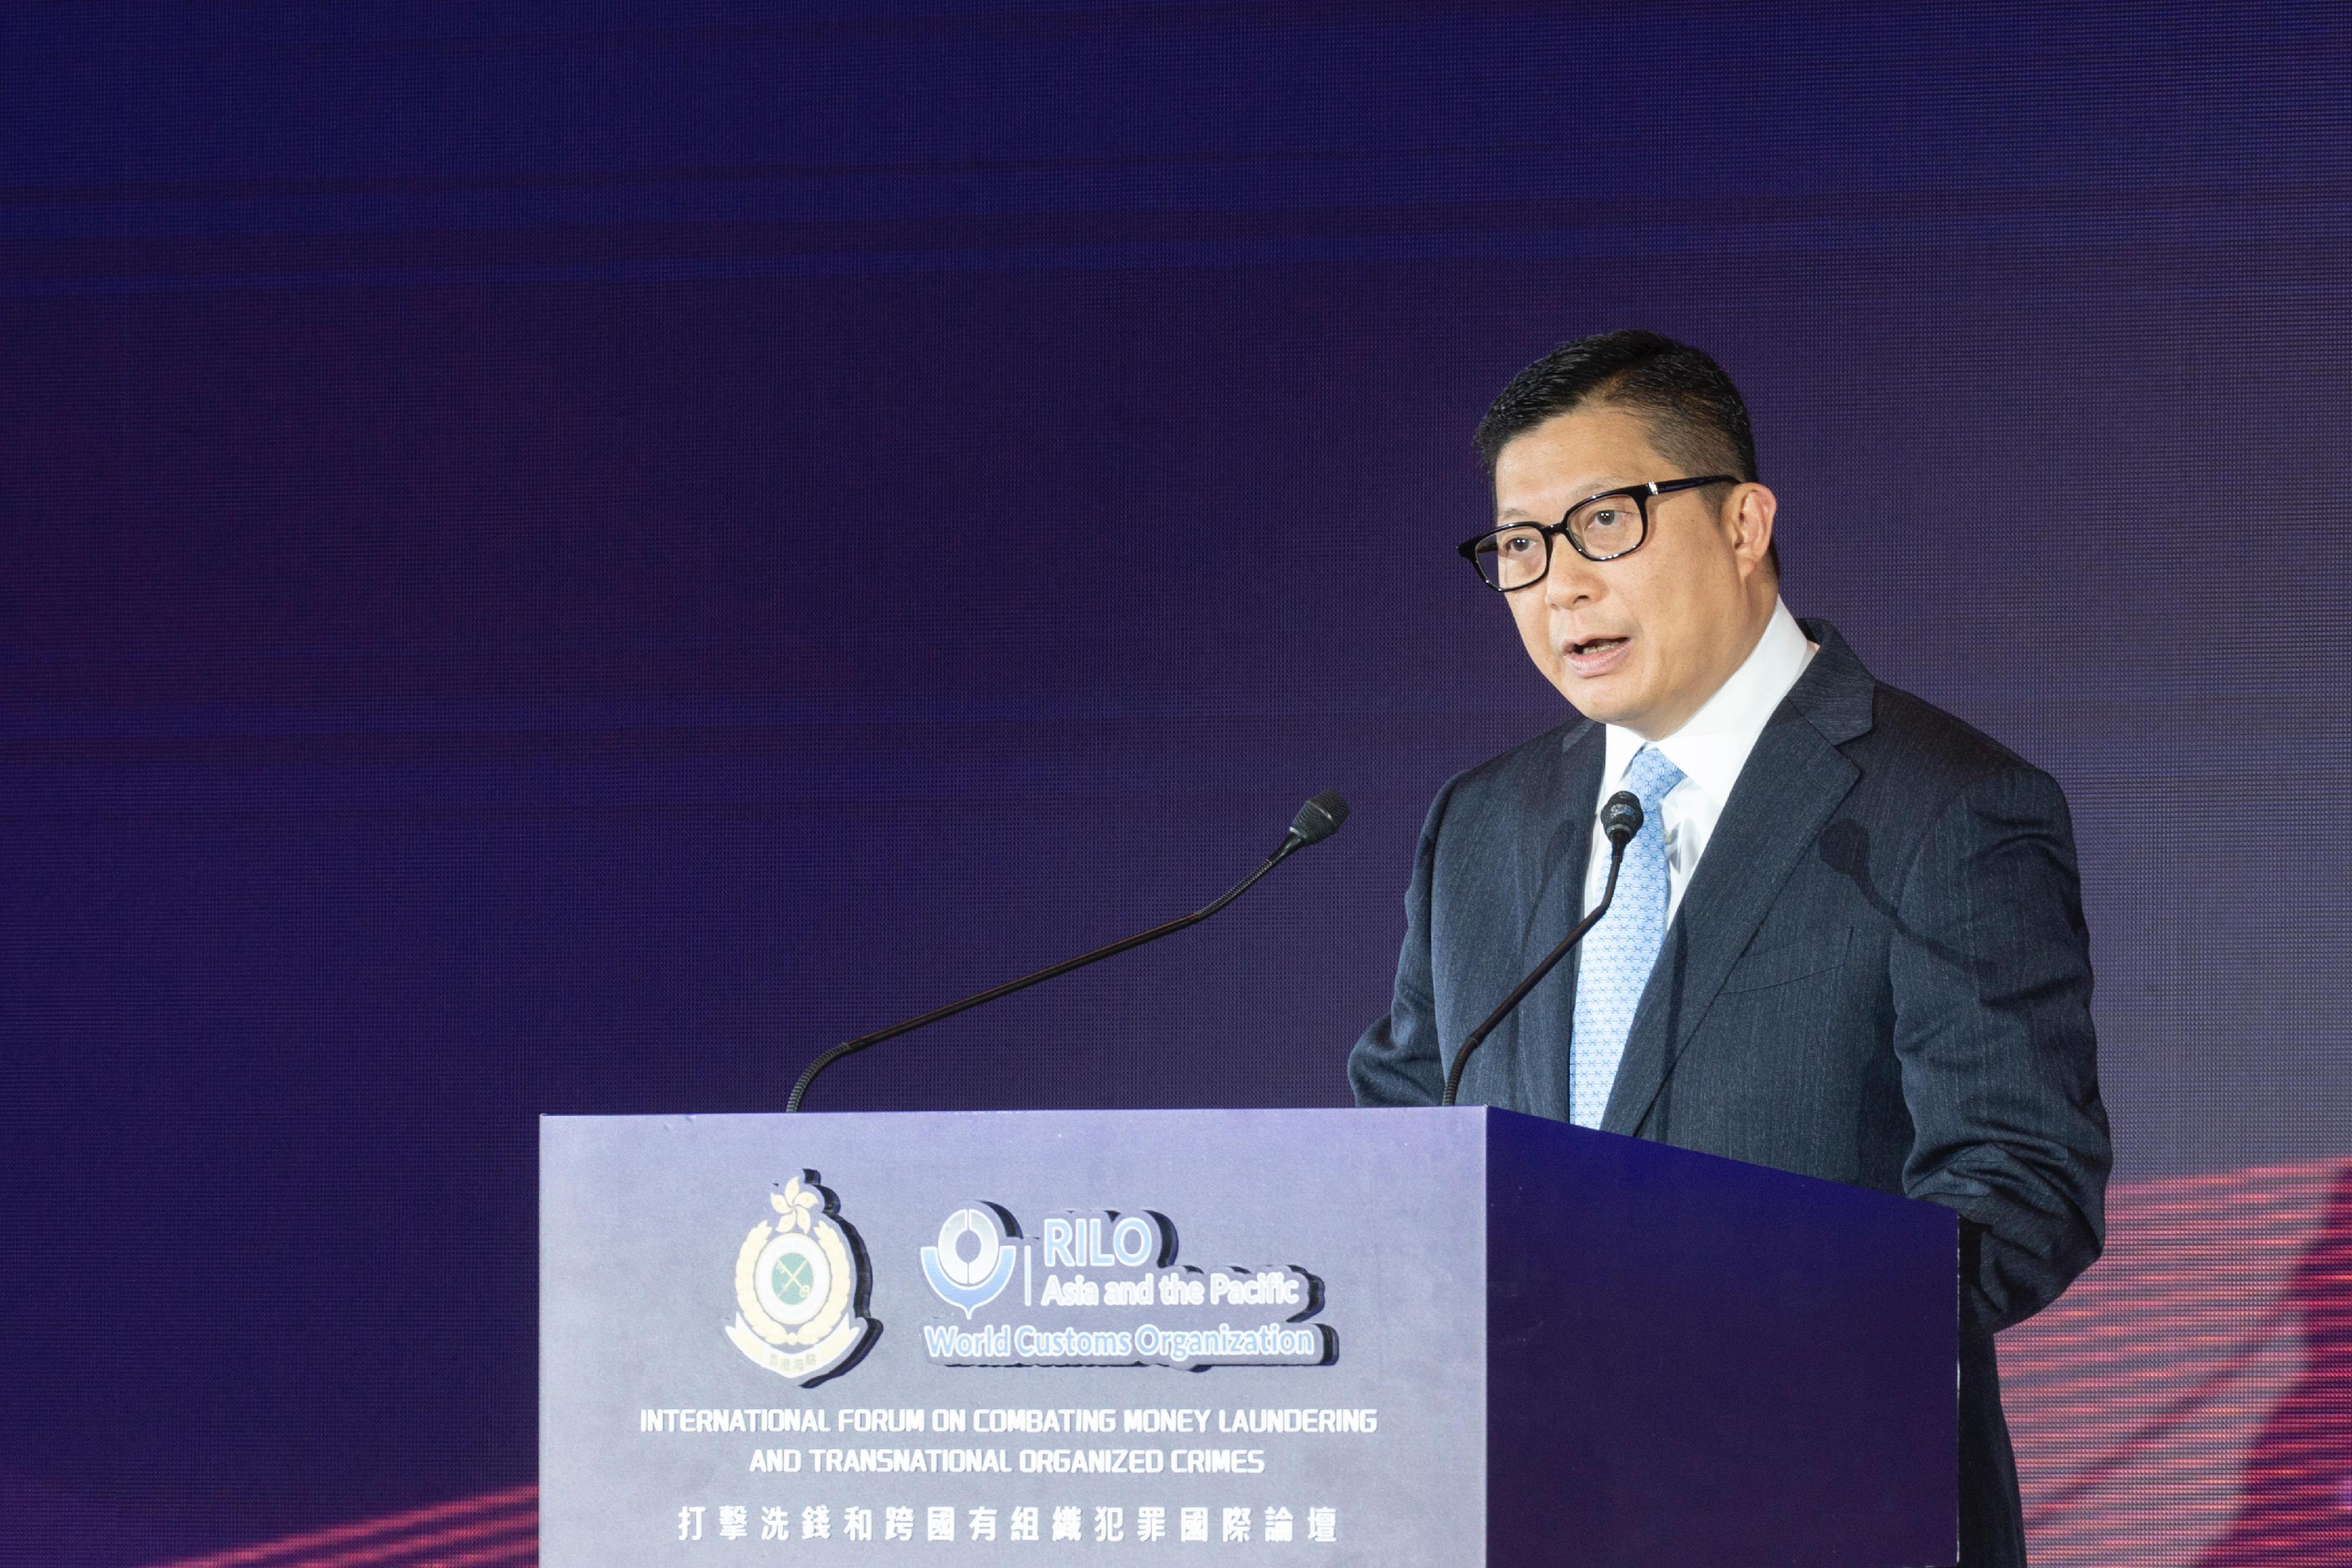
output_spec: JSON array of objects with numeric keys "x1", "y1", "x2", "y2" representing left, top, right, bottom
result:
[{"x1": 1724, "y1": 482, "x2": 1778, "y2": 581}]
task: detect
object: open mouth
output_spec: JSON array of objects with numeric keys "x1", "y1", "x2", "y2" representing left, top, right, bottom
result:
[{"x1": 1564, "y1": 635, "x2": 1631, "y2": 675}]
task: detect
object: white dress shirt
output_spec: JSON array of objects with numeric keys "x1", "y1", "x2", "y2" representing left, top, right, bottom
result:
[{"x1": 1580, "y1": 599, "x2": 1818, "y2": 923}]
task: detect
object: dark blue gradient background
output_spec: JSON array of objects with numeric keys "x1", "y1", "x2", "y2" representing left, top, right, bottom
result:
[{"x1": 3, "y1": 3, "x2": 2348, "y2": 1557}]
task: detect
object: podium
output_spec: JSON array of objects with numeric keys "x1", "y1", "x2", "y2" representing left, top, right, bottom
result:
[{"x1": 542, "y1": 1108, "x2": 1957, "y2": 1565}]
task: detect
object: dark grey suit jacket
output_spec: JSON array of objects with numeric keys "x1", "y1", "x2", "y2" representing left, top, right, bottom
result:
[{"x1": 1350, "y1": 619, "x2": 2111, "y2": 1567}]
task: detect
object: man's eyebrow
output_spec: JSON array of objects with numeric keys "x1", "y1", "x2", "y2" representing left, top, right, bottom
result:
[{"x1": 1496, "y1": 477, "x2": 1634, "y2": 521}]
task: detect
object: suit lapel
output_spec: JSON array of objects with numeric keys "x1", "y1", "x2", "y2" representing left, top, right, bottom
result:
[
  {"x1": 1599, "y1": 621, "x2": 1875, "y2": 1136},
  {"x1": 1485, "y1": 717, "x2": 1601, "y2": 1122}
]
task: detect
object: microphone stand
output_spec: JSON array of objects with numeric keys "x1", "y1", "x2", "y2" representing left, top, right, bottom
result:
[
  {"x1": 787, "y1": 795, "x2": 1347, "y2": 1112},
  {"x1": 1441, "y1": 822, "x2": 1635, "y2": 1108}
]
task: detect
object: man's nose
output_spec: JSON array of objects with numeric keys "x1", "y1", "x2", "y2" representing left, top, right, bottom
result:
[{"x1": 1544, "y1": 541, "x2": 1600, "y2": 607}]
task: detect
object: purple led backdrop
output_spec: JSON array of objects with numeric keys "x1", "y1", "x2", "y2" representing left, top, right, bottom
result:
[{"x1": 3, "y1": 4, "x2": 2348, "y2": 1562}]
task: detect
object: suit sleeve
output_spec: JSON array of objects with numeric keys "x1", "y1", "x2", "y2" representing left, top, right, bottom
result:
[
  {"x1": 1891, "y1": 764, "x2": 2113, "y2": 1334},
  {"x1": 1347, "y1": 773, "x2": 1462, "y2": 1107}
]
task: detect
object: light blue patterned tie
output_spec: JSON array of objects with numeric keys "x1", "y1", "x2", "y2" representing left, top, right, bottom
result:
[{"x1": 1569, "y1": 745, "x2": 1685, "y2": 1128}]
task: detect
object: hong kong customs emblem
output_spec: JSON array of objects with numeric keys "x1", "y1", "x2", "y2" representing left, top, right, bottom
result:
[{"x1": 724, "y1": 1172, "x2": 878, "y2": 1386}]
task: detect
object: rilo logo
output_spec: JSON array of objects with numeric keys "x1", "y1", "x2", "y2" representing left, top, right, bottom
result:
[
  {"x1": 724, "y1": 1171, "x2": 878, "y2": 1386},
  {"x1": 918, "y1": 1203, "x2": 1332, "y2": 1369},
  {"x1": 921, "y1": 1203, "x2": 1020, "y2": 1318}
]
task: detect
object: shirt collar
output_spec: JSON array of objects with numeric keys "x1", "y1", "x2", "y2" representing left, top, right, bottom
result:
[{"x1": 1599, "y1": 597, "x2": 1816, "y2": 809}]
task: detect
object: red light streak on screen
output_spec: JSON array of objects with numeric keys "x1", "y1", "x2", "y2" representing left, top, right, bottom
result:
[
  {"x1": 143, "y1": 1486, "x2": 536, "y2": 1568},
  {"x1": 2004, "y1": 1159, "x2": 2352, "y2": 1566}
]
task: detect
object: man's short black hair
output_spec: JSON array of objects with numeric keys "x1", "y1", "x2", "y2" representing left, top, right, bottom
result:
[{"x1": 1474, "y1": 329, "x2": 1774, "y2": 573}]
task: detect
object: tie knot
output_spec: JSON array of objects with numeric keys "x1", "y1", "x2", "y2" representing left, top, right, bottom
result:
[{"x1": 1623, "y1": 745, "x2": 1685, "y2": 811}]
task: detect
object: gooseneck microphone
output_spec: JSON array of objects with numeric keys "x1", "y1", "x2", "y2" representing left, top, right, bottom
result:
[
  {"x1": 1441, "y1": 791, "x2": 1643, "y2": 1107},
  {"x1": 787, "y1": 792, "x2": 1351, "y2": 1112}
]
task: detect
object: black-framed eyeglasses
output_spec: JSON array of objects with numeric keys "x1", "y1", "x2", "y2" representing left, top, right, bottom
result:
[{"x1": 1456, "y1": 474, "x2": 1736, "y2": 591}]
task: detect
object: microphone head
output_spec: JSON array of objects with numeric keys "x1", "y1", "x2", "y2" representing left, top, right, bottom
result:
[
  {"x1": 1287, "y1": 791, "x2": 1351, "y2": 848},
  {"x1": 1601, "y1": 791, "x2": 1643, "y2": 848}
]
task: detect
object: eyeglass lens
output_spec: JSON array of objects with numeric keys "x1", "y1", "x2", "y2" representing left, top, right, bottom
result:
[{"x1": 1470, "y1": 493, "x2": 1646, "y2": 589}]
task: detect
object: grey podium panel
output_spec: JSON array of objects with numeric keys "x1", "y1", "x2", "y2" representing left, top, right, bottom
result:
[{"x1": 542, "y1": 1108, "x2": 1954, "y2": 1566}]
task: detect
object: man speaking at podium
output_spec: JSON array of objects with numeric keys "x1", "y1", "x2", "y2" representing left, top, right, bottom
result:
[{"x1": 1349, "y1": 330, "x2": 2111, "y2": 1565}]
